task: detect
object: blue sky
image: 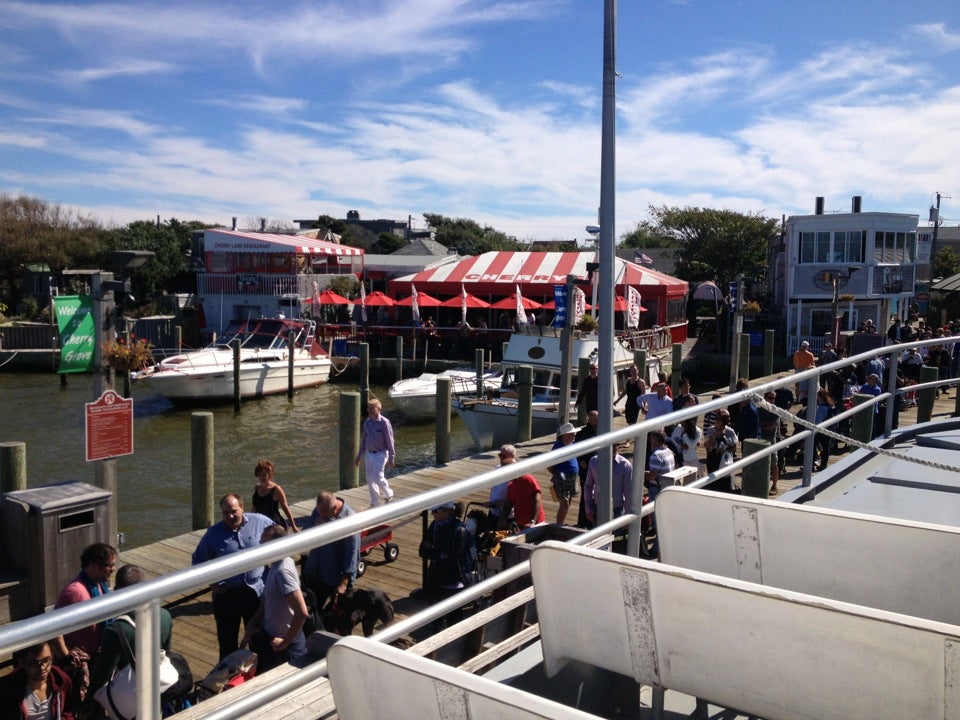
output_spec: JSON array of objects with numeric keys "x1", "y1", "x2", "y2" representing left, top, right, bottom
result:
[{"x1": 2, "y1": 0, "x2": 959, "y2": 242}]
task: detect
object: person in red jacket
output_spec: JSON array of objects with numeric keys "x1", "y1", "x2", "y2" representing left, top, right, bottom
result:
[{"x1": 0, "y1": 641, "x2": 75, "y2": 719}]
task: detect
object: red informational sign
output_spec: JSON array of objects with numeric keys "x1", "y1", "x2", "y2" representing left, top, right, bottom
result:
[{"x1": 85, "y1": 390, "x2": 134, "y2": 462}]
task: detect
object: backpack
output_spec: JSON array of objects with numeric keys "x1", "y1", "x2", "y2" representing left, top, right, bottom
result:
[
  {"x1": 301, "y1": 586, "x2": 325, "y2": 637},
  {"x1": 663, "y1": 436, "x2": 684, "y2": 468}
]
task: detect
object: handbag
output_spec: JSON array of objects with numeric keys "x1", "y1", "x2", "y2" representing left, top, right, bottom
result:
[{"x1": 94, "y1": 615, "x2": 179, "y2": 720}]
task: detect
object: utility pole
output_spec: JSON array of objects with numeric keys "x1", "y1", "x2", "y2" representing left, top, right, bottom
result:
[
  {"x1": 728, "y1": 274, "x2": 744, "y2": 391},
  {"x1": 930, "y1": 192, "x2": 941, "y2": 281}
]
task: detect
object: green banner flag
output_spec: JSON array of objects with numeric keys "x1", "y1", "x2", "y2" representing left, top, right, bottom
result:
[{"x1": 55, "y1": 295, "x2": 96, "y2": 373}]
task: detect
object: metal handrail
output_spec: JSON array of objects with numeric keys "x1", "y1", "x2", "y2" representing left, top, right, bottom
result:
[{"x1": 0, "y1": 336, "x2": 954, "y2": 717}]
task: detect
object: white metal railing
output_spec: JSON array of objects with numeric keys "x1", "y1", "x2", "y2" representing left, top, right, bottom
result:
[{"x1": 0, "y1": 337, "x2": 956, "y2": 717}]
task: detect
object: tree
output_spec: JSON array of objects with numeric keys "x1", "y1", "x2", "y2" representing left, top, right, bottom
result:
[
  {"x1": 619, "y1": 221, "x2": 674, "y2": 250},
  {"x1": 422, "y1": 213, "x2": 522, "y2": 256},
  {"x1": 934, "y1": 246, "x2": 960, "y2": 280},
  {"x1": 0, "y1": 194, "x2": 105, "y2": 312},
  {"x1": 372, "y1": 232, "x2": 405, "y2": 254},
  {"x1": 99, "y1": 218, "x2": 208, "y2": 313},
  {"x1": 646, "y1": 205, "x2": 778, "y2": 288}
]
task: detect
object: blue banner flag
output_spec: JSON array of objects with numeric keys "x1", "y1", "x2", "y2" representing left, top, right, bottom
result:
[{"x1": 552, "y1": 285, "x2": 567, "y2": 328}]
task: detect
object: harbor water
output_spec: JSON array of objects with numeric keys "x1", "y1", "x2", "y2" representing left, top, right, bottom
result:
[{"x1": 0, "y1": 373, "x2": 477, "y2": 549}]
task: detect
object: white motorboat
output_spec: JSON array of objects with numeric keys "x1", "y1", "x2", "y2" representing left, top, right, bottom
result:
[
  {"x1": 388, "y1": 368, "x2": 503, "y2": 421},
  {"x1": 452, "y1": 326, "x2": 658, "y2": 450},
  {"x1": 132, "y1": 317, "x2": 331, "y2": 402}
]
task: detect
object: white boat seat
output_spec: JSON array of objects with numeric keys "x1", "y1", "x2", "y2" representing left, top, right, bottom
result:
[
  {"x1": 656, "y1": 487, "x2": 960, "y2": 625},
  {"x1": 531, "y1": 541, "x2": 960, "y2": 720},
  {"x1": 327, "y1": 635, "x2": 597, "y2": 720}
]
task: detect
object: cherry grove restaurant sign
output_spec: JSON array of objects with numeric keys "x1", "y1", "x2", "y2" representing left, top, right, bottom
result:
[{"x1": 53, "y1": 295, "x2": 96, "y2": 374}]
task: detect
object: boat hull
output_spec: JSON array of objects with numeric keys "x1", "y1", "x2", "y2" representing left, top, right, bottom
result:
[
  {"x1": 388, "y1": 370, "x2": 501, "y2": 421},
  {"x1": 452, "y1": 397, "x2": 571, "y2": 451}
]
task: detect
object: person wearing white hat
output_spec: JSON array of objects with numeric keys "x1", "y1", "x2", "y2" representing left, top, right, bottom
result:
[{"x1": 548, "y1": 423, "x2": 579, "y2": 524}]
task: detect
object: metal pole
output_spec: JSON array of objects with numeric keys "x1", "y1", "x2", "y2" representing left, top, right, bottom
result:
[
  {"x1": 728, "y1": 275, "x2": 744, "y2": 391},
  {"x1": 92, "y1": 272, "x2": 118, "y2": 544},
  {"x1": 596, "y1": 0, "x2": 617, "y2": 526},
  {"x1": 558, "y1": 276, "x2": 576, "y2": 426},
  {"x1": 931, "y1": 192, "x2": 941, "y2": 282}
]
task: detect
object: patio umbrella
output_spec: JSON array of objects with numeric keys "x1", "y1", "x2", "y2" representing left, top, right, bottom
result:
[
  {"x1": 439, "y1": 293, "x2": 490, "y2": 308},
  {"x1": 488, "y1": 295, "x2": 543, "y2": 310},
  {"x1": 538, "y1": 299, "x2": 592, "y2": 310},
  {"x1": 302, "y1": 288, "x2": 350, "y2": 305},
  {"x1": 395, "y1": 291, "x2": 442, "y2": 307},
  {"x1": 362, "y1": 290, "x2": 396, "y2": 306},
  {"x1": 597, "y1": 296, "x2": 646, "y2": 312}
]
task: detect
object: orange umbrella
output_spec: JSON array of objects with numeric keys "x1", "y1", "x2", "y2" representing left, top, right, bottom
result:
[
  {"x1": 488, "y1": 295, "x2": 543, "y2": 310},
  {"x1": 395, "y1": 292, "x2": 442, "y2": 307},
  {"x1": 362, "y1": 290, "x2": 396, "y2": 307},
  {"x1": 439, "y1": 293, "x2": 490, "y2": 308},
  {"x1": 303, "y1": 288, "x2": 350, "y2": 305}
]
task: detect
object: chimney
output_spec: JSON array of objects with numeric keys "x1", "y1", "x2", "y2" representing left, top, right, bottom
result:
[
  {"x1": 852, "y1": 195, "x2": 862, "y2": 213},
  {"x1": 231, "y1": 217, "x2": 237, "y2": 231},
  {"x1": 260, "y1": 218, "x2": 266, "y2": 232},
  {"x1": 815, "y1": 197, "x2": 824, "y2": 215}
]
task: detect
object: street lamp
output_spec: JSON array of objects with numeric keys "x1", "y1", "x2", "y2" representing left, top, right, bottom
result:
[{"x1": 828, "y1": 267, "x2": 859, "y2": 347}]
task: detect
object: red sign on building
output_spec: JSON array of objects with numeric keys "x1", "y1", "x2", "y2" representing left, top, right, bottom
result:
[{"x1": 85, "y1": 390, "x2": 134, "y2": 462}]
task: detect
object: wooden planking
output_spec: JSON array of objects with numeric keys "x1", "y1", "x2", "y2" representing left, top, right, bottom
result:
[{"x1": 116, "y1": 428, "x2": 582, "y2": 702}]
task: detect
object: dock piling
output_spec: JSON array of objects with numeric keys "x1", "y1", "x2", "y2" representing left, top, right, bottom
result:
[
  {"x1": 340, "y1": 392, "x2": 360, "y2": 490},
  {"x1": 0, "y1": 441, "x2": 27, "y2": 494},
  {"x1": 517, "y1": 365, "x2": 533, "y2": 442},
  {"x1": 191, "y1": 412, "x2": 215, "y2": 530},
  {"x1": 436, "y1": 377, "x2": 451, "y2": 464}
]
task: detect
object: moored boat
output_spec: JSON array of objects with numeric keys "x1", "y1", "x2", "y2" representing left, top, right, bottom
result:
[
  {"x1": 132, "y1": 317, "x2": 330, "y2": 402},
  {"x1": 452, "y1": 326, "x2": 660, "y2": 450},
  {"x1": 388, "y1": 368, "x2": 503, "y2": 421}
]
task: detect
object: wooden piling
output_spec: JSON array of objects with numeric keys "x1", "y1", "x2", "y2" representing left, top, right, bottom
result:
[
  {"x1": 435, "y1": 377, "x2": 451, "y2": 465},
  {"x1": 395, "y1": 336, "x2": 404, "y2": 383},
  {"x1": 475, "y1": 348, "x2": 485, "y2": 397},
  {"x1": 741, "y1": 438, "x2": 771, "y2": 498},
  {"x1": 763, "y1": 329, "x2": 775, "y2": 376},
  {"x1": 359, "y1": 343, "x2": 370, "y2": 409},
  {"x1": 738, "y1": 333, "x2": 751, "y2": 380},
  {"x1": 0, "y1": 441, "x2": 27, "y2": 494},
  {"x1": 340, "y1": 392, "x2": 361, "y2": 490},
  {"x1": 191, "y1": 412, "x2": 214, "y2": 530},
  {"x1": 917, "y1": 366, "x2": 939, "y2": 423},
  {"x1": 232, "y1": 338, "x2": 241, "y2": 412},
  {"x1": 516, "y1": 365, "x2": 533, "y2": 443},
  {"x1": 576, "y1": 357, "x2": 591, "y2": 425},
  {"x1": 287, "y1": 330, "x2": 295, "y2": 399}
]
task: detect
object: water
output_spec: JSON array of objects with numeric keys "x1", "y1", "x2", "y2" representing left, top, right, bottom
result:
[{"x1": 0, "y1": 373, "x2": 478, "y2": 549}]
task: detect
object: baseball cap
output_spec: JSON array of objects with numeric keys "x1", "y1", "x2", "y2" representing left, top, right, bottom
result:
[{"x1": 431, "y1": 501, "x2": 455, "y2": 511}]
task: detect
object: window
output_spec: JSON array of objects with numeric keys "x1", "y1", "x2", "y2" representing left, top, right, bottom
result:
[
  {"x1": 834, "y1": 231, "x2": 864, "y2": 263},
  {"x1": 799, "y1": 231, "x2": 831, "y2": 263},
  {"x1": 874, "y1": 231, "x2": 916, "y2": 264},
  {"x1": 799, "y1": 230, "x2": 865, "y2": 263}
]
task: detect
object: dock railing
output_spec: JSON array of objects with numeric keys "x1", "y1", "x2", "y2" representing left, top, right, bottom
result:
[{"x1": 0, "y1": 337, "x2": 957, "y2": 718}]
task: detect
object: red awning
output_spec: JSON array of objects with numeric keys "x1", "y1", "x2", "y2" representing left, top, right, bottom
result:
[{"x1": 388, "y1": 251, "x2": 686, "y2": 298}]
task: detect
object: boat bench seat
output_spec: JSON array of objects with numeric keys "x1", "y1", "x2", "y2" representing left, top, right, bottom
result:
[
  {"x1": 656, "y1": 487, "x2": 960, "y2": 625},
  {"x1": 327, "y1": 635, "x2": 596, "y2": 720},
  {"x1": 531, "y1": 541, "x2": 960, "y2": 720}
]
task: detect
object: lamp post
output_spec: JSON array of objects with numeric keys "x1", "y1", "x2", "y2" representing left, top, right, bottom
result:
[{"x1": 829, "y1": 267, "x2": 859, "y2": 348}]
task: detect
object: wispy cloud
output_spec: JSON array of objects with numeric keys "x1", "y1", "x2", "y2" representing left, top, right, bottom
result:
[{"x1": 59, "y1": 60, "x2": 178, "y2": 84}]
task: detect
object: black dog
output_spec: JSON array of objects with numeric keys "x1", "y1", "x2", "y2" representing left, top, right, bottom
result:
[{"x1": 323, "y1": 588, "x2": 395, "y2": 637}]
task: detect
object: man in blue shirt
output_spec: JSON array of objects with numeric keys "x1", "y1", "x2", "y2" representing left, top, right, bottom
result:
[
  {"x1": 549, "y1": 423, "x2": 579, "y2": 525},
  {"x1": 303, "y1": 492, "x2": 361, "y2": 609},
  {"x1": 355, "y1": 399, "x2": 396, "y2": 507},
  {"x1": 192, "y1": 493, "x2": 275, "y2": 660}
]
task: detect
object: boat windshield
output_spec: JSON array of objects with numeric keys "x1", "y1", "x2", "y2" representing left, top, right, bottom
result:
[{"x1": 217, "y1": 320, "x2": 293, "y2": 350}]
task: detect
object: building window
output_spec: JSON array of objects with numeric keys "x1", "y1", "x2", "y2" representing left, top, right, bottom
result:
[
  {"x1": 834, "y1": 231, "x2": 864, "y2": 263},
  {"x1": 800, "y1": 230, "x2": 865, "y2": 263},
  {"x1": 799, "y1": 231, "x2": 831, "y2": 263},
  {"x1": 874, "y1": 231, "x2": 916, "y2": 264}
]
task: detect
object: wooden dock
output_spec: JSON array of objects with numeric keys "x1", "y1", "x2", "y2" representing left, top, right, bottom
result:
[{"x1": 118, "y1": 432, "x2": 564, "y2": 684}]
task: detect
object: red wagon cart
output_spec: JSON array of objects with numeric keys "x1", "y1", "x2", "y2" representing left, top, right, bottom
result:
[{"x1": 356, "y1": 524, "x2": 399, "y2": 577}]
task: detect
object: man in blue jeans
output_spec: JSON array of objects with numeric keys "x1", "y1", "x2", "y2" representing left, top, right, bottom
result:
[{"x1": 192, "y1": 493, "x2": 274, "y2": 660}]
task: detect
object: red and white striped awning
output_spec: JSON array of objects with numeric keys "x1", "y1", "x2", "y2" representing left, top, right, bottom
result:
[
  {"x1": 388, "y1": 251, "x2": 686, "y2": 297},
  {"x1": 204, "y1": 229, "x2": 364, "y2": 256}
]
